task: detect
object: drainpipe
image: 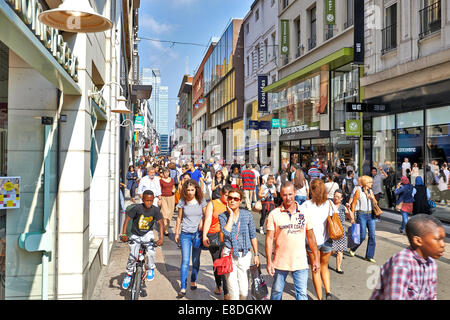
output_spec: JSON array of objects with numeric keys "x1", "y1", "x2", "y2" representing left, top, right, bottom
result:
[{"x1": 18, "y1": 117, "x2": 53, "y2": 300}]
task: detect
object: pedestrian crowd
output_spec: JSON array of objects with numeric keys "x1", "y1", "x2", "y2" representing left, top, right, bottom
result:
[{"x1": 117, "y1": 155, "x2": 447, "y2": 300}]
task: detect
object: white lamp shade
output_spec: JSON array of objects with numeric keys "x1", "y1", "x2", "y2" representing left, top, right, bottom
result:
[
  {"x1": 111, "y1": 96, "x2": 131, "y2": 114},
  {"x1": 38, "y1": 0, "x2": 113, "y2": 33}
]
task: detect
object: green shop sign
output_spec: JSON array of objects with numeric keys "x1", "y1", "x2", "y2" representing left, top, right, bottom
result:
[
  {"x1": 5, "y1": 0, "x2": 79, "y2": 82},
  {"x1": 272, "y1": 119, "x2": 280, "y2": 128},
  {"x1": 281, "y1": 119, "x2": 287, "y2": 128},
  {"x1": 346, "y1": 119, "x2": 361, "y2": 136},
  {"x1": 280, "y1": 20, "x2": 289, "y2": 55},
  {"x1": 325, "y1": 0, "x2": 336, "y2": 25}
]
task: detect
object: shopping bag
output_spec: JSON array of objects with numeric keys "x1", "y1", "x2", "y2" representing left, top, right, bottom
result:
[
  {"x1": 249, "y1": 264, "x2": 269, "y2": 300},
  {"x1": 347, "y1": 223, "x2": 361, "y2": 248}
]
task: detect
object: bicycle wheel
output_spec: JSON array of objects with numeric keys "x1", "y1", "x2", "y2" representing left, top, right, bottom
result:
[{"x1": 131, "y1": 265, "x2": 142, "y2": 300}]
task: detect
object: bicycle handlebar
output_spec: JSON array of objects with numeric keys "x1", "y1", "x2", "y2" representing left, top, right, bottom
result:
[{"x1": 127, "y1": 239, "x2": 158, "y2": 247}]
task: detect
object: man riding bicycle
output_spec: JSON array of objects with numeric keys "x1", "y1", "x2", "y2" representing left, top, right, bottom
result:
[{"x1": 120, "y1": 190, "x2": 164, "y2": 289}]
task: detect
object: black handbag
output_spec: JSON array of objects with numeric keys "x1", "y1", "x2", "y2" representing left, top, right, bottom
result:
[{"x1": 206, "y1": 232, "x2": 221, "y2": 248}]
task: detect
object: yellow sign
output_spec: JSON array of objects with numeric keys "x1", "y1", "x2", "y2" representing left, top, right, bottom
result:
[{"x1": 0, "y1": 177, "x2": 20, "y2": 209}]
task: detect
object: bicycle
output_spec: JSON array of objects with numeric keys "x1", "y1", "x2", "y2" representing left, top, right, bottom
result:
[{"x1": 126, "y1": 238, "x2": 158, "y2": 300}]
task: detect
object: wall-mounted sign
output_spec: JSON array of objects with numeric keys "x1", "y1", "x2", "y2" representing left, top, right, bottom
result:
[
  {"x1": 325, "y1": 0, "x2": 336, "y2": 25},
  {"x1": 281, "y1": 119, "x2": 288, "y2": 128},
  {"x1": 346, "y1": 119, "x2": 361, "y2": 136},
  {"x1": 259, "y1": 121, "x2": 272, "y2": 130},
  {"x1": 272, "y1": 119, "x2": 280, "y2": 128},
  {"x1": 281, "y1": 124, "x2": 309, "y2": 135},
  {"x1": 0, "y1": 177, "x2": 20, "y2": 209},
  {"x1": 6, "y1": 0, "x2": 79, "y2": 82},
  {"x1": 258, "y1": 75, "x2": 268, "y2": 112},
  {"x1": 249, "y1": 120, "x2": 259, "y2": 130},
  {"x1": 353, "y1": 0, "x2": 365, "y2": 64},
  {"x1": 134, "y1": 116, "x2": 144, "y2": 131},
  {"x1": 346, "y1": 102, "x2": 389, "y2": 113},
  {"x1": 280, "y1": 20, "x2": 290, "y2": 55}
]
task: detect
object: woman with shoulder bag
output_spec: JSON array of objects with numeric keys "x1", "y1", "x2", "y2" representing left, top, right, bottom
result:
[
  {"x1": 257, "y1": 175, "x2": 277, "y2": 235},
  {"x1": 348, "y1": 176, "x2": 378, "y2": 263},
  {"x1": 202, "y1": 184, "x2": 234, "y2": 300},
  {"x1": 299, "y1": 179, "x2": 338, "y2": 300},
  {"x1": 175, "y1": 179, "x2": 208, "y2": 298},
  {"x1": 218, "y1": 189, "x2": 260, "y2": 300},
  {"x1": 394, "y1": 176, "x2": 415, "y2": 234}
]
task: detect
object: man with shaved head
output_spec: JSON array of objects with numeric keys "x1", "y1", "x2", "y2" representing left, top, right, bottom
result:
[{"x1": 370, "y1": 214, "x2": 446, "y2": 300}]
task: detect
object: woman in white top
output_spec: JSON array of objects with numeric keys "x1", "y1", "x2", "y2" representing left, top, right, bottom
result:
[
  {"x1": 293, "y1": 169, "x2": 309, "y2": 205},
  {"x1": 300, "y1": 179, "x2": 337, "y2": 300},
  {"x1": 437, "y1": 169, "x2": 448, "y2": 204},
  {"x1": 325, "y1": 174, "x2": 339, "y2": 200}
]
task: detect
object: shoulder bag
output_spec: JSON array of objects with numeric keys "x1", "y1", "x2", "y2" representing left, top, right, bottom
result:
[{"x1": 327, "y1": 200, "x2": 344, "y2": 240}]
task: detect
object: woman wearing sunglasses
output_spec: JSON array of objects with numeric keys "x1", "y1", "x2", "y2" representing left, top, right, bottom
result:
[{"x1": 218, "y1": 189, "x2": 260, "y2": 300}]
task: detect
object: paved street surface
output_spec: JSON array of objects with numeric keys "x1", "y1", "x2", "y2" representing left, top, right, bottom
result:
[{"x1": 91, "y1": 202, "x2": 450, "y2": 300}]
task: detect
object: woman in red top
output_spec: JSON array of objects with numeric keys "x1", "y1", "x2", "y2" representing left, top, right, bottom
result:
[
  {"x1": 202, "y1": 184, "x2": 233, "y2": 300},
  {"x1": 160, "y1": 168, "x2": 175, "y2": 236}
]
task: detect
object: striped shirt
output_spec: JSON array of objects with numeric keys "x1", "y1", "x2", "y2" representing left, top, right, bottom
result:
[
  {"x1": 240, "y1": 169, "x2": 256, "y2": 190},
  {"x1": 219, "y1": 209, "x2": 256, "y2": 258},
  {"x1": 370, "y1": 247, "x2": 437, "y2": 300},
  {"x1": 308, "y1": 167, "x2": 323, "y2": 180}
]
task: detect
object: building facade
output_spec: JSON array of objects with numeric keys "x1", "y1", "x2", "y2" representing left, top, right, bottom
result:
[
  {"x1": 265, "y1": 0, "x2": 361, "y2": 173},
  {"x1": 361, "y1": 0, "x2": 450, "y2": 222},
  {"x1": 0, "y1": 0, "x2": 139, "y2": 299},
  {"x1": 242, "y1": 0, "x2": 279, "y2": 165},
  {"x1": 203, "y1": 19, "x2": 244, "y2": 162},
  {"x1": 176, "y1": 75, "x2": 193, "y2": 158}
]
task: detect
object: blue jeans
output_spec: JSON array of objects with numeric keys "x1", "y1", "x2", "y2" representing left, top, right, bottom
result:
[
  {"x1": 295, "y1": 195, "x2": 307, "y2": 206},
  {"x1": 350, "y1": 212, "x2": 377, "y2": 259},
  {"x1": 180, "y1": 232, "x2": 202, "y2": 290},
  {"x1": 400, "y1": 211, "x2": 409, "y2": 232},
  {"x1": 270, "y1": 269, "x2": 308, "y2": 300}
]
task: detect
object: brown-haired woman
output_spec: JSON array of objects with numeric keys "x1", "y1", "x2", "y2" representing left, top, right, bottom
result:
[
  {"x1": 294, "y1": 169, "x2": 309, "y2": 206},
  {"x1": 300, "y1": 179, "x2": 338, "y2": 300},
  {"x1": 211, "y1": 170, "x2": 226, "y2": 200},
  {"x1": 175, "y1": 179, "x2": 207, "y2": 298}
]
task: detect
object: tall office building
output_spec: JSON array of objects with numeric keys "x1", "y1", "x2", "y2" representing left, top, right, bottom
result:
[{"x1": 141, "y1": 68, "x2": 170, "y2": 155}]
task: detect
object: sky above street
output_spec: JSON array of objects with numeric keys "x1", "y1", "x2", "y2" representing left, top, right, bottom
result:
[{"x1": 138, "y1": 0, "x2": 254, "y2": 134}]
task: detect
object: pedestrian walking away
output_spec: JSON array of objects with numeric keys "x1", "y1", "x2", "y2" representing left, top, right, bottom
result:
[
  {"x1": 219, "y1": 188, "x2": 260, "y2": 300},
  {"x1": 300, "y1": 179, "x2": 337, "y2": 300},
  {"x1": 394, "y1": 176, "x2": 415, "y2": 234},
  {"x1": 175, "y1": 179, "x2": 207, "y2": 298},
  {"x1": 202, "y1": 184, "x2": 234, "y2": 300},
  {"x1": 240, "y1": 164, "x2": 257, "y2": 211},
  {"x1": 331, "y1": 189, "x2": 351, "y2": 274},
  {"x1": 265, "y1": 181, "x2": 320, "y2": 300},
  {"x1": 293, "y1": 169, "x2": 309, "y2": 206},
  {"x1": 348, "y1": 176, "x2": 379, "y2": 263},
  {"x1": 370, "y1": 214, "x2": 446, "y2": 300},
  {"x1": 413, "y1": 177, "x2": 432, "y2": 215},
  {"x1": 119, "y1": 190, "x2": 164, "y2": 289}
]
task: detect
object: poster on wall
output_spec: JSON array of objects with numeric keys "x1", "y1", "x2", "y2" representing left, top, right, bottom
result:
[{"x1": 0, "y1": 177, "x2": 20, "y2": 209}]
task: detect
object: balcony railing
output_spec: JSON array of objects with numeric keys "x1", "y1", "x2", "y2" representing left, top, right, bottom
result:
[
  {"x1": 308, "y1": 37, "x2": 316, "y2": 50},
  {"x1": 381, "y1": 24, "x2": 397, "y2": 54},
  {"x1": 419, "y1": 1, "x2": 441, "y2": 39}
]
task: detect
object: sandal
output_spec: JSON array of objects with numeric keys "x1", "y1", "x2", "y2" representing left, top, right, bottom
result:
[
  {"x1": 214, "y1": 287, "x2": 222, "y2": 295},
  {"x1": 177, "y1": 290, "x2": 186, "y2": 299}
]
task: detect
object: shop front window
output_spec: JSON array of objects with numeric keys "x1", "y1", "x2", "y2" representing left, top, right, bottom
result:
[
  {"x1": 396, "y1": 111, "x2": 424, "y2": 184},
  {"x1": 0, "y1": 40, "x2": 8, "y2": 300},
  {"x1": 331, "y1": 65, "x2": 359, "y2": 131},
  {"x1": 425, "y1": 106, "x2": 450, "y2": 220},
  {"x1": 311, "y1": 138, "x2": 331, "y2": 171}
]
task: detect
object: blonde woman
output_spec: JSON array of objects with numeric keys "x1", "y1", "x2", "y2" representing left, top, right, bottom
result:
[{"x1": 348, "y1": 175, "x2": 378, "y2": 263}]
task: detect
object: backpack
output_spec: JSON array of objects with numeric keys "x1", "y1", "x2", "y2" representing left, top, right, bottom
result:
[{"x1": 344, "y1": 177, "x2": 355, "y2": 195}]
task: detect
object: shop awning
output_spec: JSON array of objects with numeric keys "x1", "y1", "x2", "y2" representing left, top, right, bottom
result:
[{"x1": 264, "y1": 47, "x2": 354, "y2": 93}]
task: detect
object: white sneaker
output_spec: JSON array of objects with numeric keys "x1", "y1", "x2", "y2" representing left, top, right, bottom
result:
[{"x1": 259, "y1": 227, "x2": 264, "y2": 235}]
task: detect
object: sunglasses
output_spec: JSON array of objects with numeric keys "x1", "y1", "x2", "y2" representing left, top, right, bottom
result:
[{"x1": 227, "y1": 196, "x2": 241, "y2": 202}]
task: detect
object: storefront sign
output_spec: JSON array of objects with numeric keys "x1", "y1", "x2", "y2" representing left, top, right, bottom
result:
[
  {"x1": 280, "y1": 20, "x2": 289, "y2": 55},
  {"x1": 346, "y1": 102, "x2": 389, "y2": 113},
  {"x1": 134, "y1": 116, "x2": 144, "y2": 131},
  {"x1": 258, "y1": 75, "x2": 268, "y2": 112},
  {"x1": 0, "y1": 176, "x2": 20, "y2": 209},
  {"x1": 272, "y1": 119, "x2": 280, "y2": 128},
  {"x1": 249, "y1": 120, "x2": 259, "y2": 130},
  {"x1": 346, "y1": 119, "x2": 361, "y2": 136},
  {"x1": 259, "y1": 121, "x2": 272, "y2": 130},
  {"x1": 281, "y1": 124, "x2": 309, "y2": 135},
  {"x1": 281, "y1": 119, "x2": 287, "y2": 128},
  {"x1": 325, "y1": 0, "x2": 336, "y2": 25},
  {"x1": 353, "y1": 0, "x2": 365, "y2": 64},
  {"x1": 6, "y1": 0, "x2": 79, "y2": 82}
]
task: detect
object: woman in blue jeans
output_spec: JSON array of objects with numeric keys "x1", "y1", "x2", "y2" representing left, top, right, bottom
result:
[
  {"x1": 394, "y1": 176, "x2": 415, "y2": 233},
  {"x1": 293, "y1": 169, "x2": 309, "y2": 206},
  {"x1": 175, "y1": 179, "x2": 207, "y2": 298},
  {"x1": 348, "y1": 176, "x2": 378, "y2": 263}
]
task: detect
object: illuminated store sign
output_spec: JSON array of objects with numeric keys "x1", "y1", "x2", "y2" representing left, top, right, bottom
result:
[{"x1": 5, "y1": 0, "x2": 79, "y2": 82}]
